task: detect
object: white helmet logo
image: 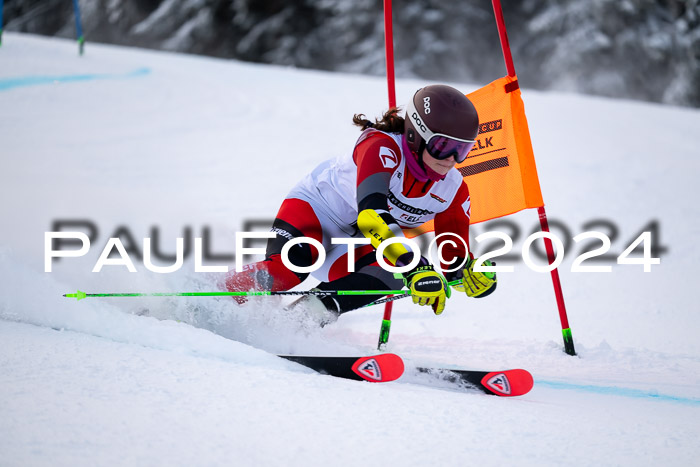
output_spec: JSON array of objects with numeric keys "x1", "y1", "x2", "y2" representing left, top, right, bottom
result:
[
  {"x1": 423, "y1": 96, "x2": 431, "y2": 114},
  {"x1": 379, "y1": 146, "x2": 398, "y2": 169}
]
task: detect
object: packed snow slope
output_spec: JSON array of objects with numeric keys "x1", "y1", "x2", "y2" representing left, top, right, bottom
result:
[{"x1": 1, "y1": 33, "x2": 699, "y2": 466}]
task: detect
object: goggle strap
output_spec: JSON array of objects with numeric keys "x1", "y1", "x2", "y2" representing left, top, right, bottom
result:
[{"x1": 405, "y1": 96, "x2": 435, "y2": 142}]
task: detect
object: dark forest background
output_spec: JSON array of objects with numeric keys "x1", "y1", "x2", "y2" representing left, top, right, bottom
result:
[{"x1": 3, "y1": 0, "x2": 699, "y2": 107}]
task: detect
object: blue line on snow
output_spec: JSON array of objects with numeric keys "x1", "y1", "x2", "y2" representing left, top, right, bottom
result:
[
  {"x1": 0, "y1": 67, "x2": 150, "y2": 91},
  {"x1": 537, "y1": 379, "x2": 700, "y2": 406}
]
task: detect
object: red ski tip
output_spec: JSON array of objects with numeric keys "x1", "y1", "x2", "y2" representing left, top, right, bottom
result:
[
  {"x1": 352, "y1": 353, "x2": 404, "y2": 382},
  {"x1": 481, "y1": 369, "x2": 534, "y2": 396}
]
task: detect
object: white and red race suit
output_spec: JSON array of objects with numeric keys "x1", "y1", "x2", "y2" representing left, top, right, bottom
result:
[{"x1": 224, "y1": 129, "x2": 472, "y2": 313}]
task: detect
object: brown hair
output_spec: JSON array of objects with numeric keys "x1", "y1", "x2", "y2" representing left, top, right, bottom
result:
[{"x1": 352, "y1": 107, "x2": 404, "y2": 133}]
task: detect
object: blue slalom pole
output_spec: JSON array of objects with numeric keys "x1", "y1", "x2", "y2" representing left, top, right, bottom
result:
[
  {"x1": 72, "y1": 0, "x2": 84, "y2": 55},
  {"x1": 1, "y1": 0, "x2": 5, "y2": 47}
]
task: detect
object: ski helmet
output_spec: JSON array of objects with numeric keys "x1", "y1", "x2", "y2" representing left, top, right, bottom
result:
[{"x1": 403, "y1": 85, "x2": 479, "y2": 163}]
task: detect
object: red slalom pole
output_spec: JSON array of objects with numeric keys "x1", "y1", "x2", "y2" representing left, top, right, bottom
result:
[
  {"x1": 492, "y1": 0, "x2": 516, "y2": 77},
  {"x1": 378, "y1": 301, "x2": 393, "y2": 350},
  {"x1": 538, "y1": 207, "x2": 575, "y2": 355},
  {"x1": 384, "y1": 0, "x2": 397, "y2": 108},
  {"x1": 378, "y1": 0, "x2": 396, "y2": 349},
  {"x1": 492, "y1": 0, "x2": 576, "y2": 355}
]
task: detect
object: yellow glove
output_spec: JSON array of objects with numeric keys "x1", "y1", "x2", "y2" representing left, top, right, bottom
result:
[
  {"x1": 450, "y1": 257, "x2": 497, "y2": 298},
  {"x1": 358, "y1": 208, "x2": 450, "y2": 313},
  {"x1": 403, "y1": 264, "x2": 451, "y2": 315}
]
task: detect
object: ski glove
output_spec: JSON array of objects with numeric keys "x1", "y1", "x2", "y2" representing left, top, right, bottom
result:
[
  {"x1": 447, "y1": 257, "x2": 497, "y2": 298},
  {"x1": 403, "y1": 264, "x2": 451, "y2": 315}
]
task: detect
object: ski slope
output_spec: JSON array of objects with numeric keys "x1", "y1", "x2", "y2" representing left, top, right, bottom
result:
[{"x1": 1, "y1": 33, "x2": 700, "y2": 466}]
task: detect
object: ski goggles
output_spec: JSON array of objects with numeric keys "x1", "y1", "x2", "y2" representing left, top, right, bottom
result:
[
  {"x1": 406, "y1": 97, "x2": 476, "y2": 163},
  {"x1": 425, "y1": 135, "x2": 476, "y2": 163}
]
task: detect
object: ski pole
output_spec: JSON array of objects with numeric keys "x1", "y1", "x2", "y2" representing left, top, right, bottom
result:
[
  {"x1": 64, "y1": 278, "x2": 464, "y2": 301},
  {"x1": 63, "y1": 289, "x2": 414, "y2": 301},
  {"x1": 363, "y1": 293, "x2": 409, "y2": 309},
  {"x1": 65, "y1": 279, "x2": 462, "y2": 302}
]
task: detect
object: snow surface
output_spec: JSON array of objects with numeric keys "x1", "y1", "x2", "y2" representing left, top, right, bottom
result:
[{"x1": 1, "y1": 33, "x2": 700, "y2": 466}]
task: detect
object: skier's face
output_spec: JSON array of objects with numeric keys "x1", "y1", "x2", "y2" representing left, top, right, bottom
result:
[{"x1": 422, "y1": 148, "x2": 457, "y2": 175}]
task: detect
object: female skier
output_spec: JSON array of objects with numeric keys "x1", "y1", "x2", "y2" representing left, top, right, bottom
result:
[{"x1": 223, "y1": 84, "x2": 497, "y2": 323}]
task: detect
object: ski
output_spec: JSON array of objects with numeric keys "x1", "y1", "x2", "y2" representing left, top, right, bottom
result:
[
  {"x1": 279, "y1": 353, "x2": 405, "y2": 383},
  {"x1": 416, "y1": 367, "x2": 534, "y2": 396}
]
